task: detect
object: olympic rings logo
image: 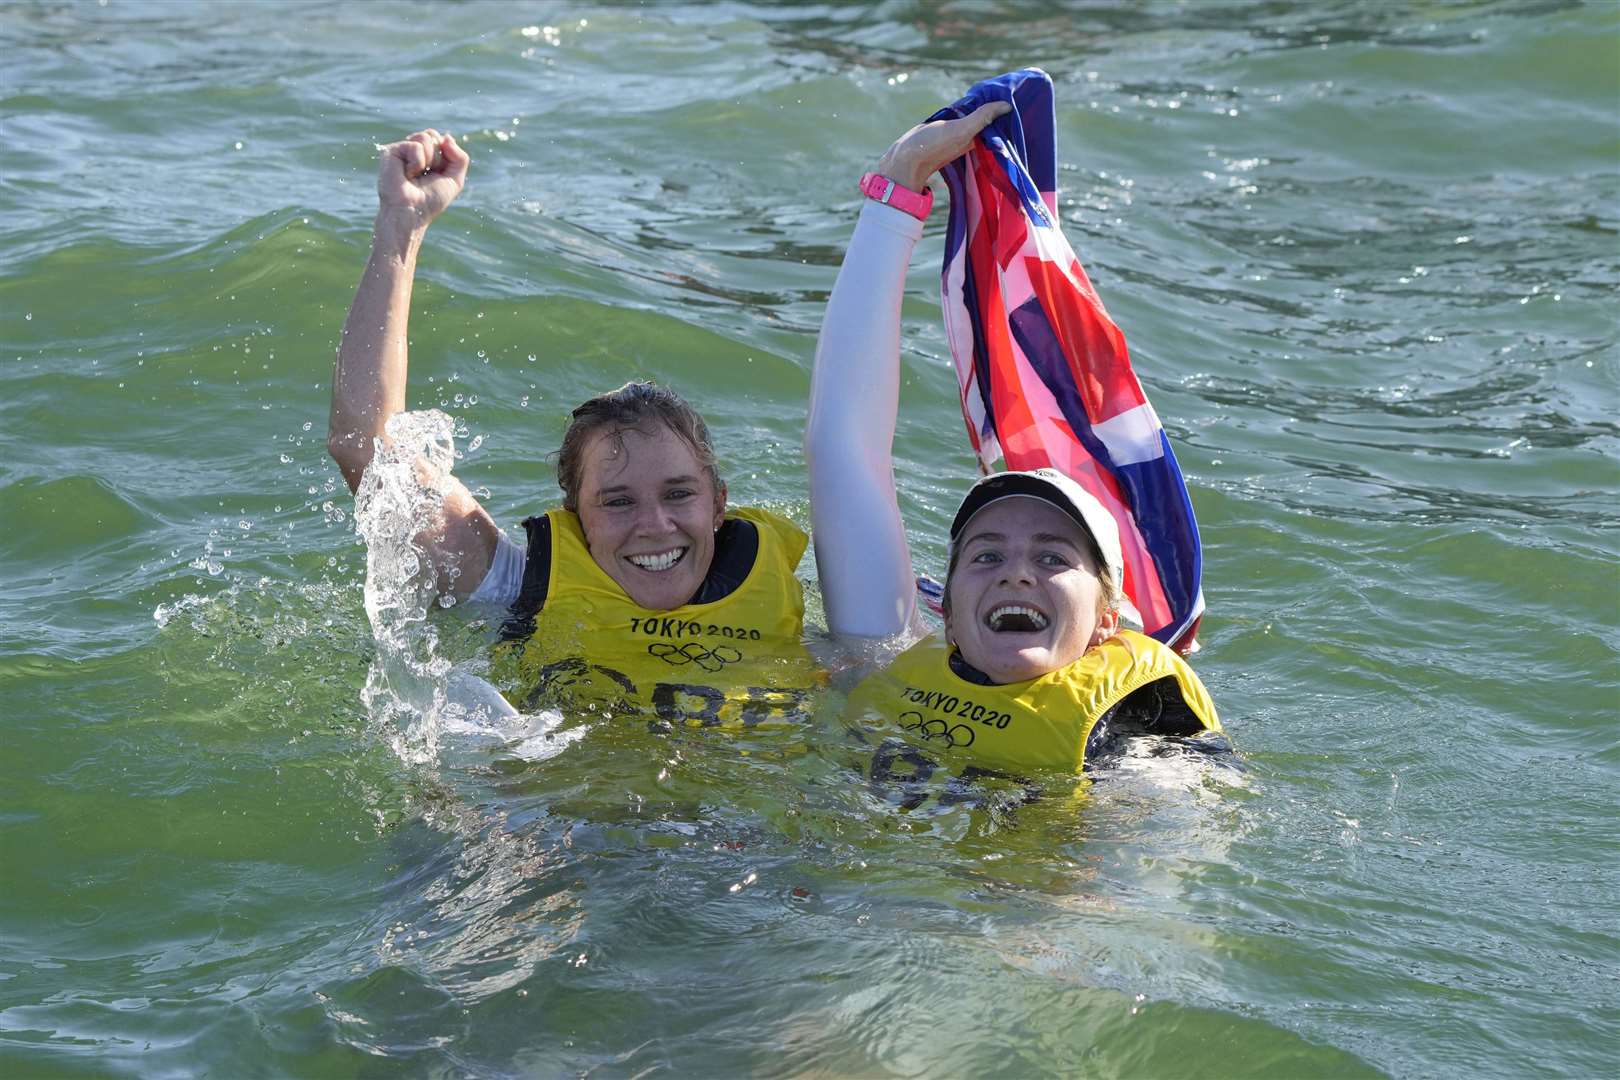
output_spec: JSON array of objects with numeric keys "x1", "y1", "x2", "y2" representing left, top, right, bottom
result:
[
  {"x1": 648, "y1": 641, "x2": 743, "y2": 673},
  {"x1": 899, "y1": 710, "x2": 975, "y2": 748}
]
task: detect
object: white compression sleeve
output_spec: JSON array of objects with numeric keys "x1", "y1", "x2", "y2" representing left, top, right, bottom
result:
[
  {"x1": 806, "y1": 200, "x2": 925, "y2": 638},
  {"x1": 466, "y1": 530, "x2": 524, "y2": 607}
]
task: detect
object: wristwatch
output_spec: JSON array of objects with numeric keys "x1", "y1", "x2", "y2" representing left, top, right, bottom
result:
[{"x1": 858, "y1": 171, "x2": 934, "y2": 221}]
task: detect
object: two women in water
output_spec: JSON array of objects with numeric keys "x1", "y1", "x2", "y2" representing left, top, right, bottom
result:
[{"x1": 329, "y1": 111, "x2": 1219, "y2": 770}]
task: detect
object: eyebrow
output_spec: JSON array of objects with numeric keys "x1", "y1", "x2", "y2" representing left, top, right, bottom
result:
[
  {"x1": 596, "y1": 475, "x2": 701, "y2": 496},
  {"x1": 960, "y1": 529, "x2": 1083, "y2": 551},
  {"x1": 1031, "y1": 531, "x2": 1083, "y2": 549},
  {"x1": 959, "y1": 530, "x2": 1008, "y2": 548}
]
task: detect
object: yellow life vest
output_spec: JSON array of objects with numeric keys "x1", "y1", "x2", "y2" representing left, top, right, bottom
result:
[
  {"x1": 493, "y1": 506, "x2": 823, "y2": 727},
  {"x1": 845, "y1": 629, "x2": 1220, "y2": 778}
]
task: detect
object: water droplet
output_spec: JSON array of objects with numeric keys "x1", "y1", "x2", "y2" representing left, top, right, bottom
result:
[
  {"x1": 24, "y1": 313, "x2": 32, "y2": 321},
  {"x1": 302, "y1": 421, "x2": 313, "y2": 432}
]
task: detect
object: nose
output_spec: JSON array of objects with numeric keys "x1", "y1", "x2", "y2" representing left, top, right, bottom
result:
[
  {"x1": 999, "y1": 555, "x2": 1036, "y2": 586},
  {"x1": 634, "y1": 500, "x2": 676, "y2": 535}
]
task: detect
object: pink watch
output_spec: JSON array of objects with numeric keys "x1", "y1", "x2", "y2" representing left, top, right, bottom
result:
[{"x1": 858, "y1": 172, "x2": 934, "y2": 220}]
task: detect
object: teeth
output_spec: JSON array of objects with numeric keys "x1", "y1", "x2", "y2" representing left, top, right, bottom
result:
[
  {"x1": 988, "y1": 605, "x2": 1049, "y2": 631},
  {"x1": 628, "y1": 548, "x2": 686, "y2": 572}
]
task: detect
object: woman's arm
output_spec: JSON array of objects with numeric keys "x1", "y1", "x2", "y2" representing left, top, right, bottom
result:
[
  {"x1": 327, "y1": 130, "x2": 500, "y2": 601},
  {"x1": 806, "y1": 103, "x2": 1011, "y2": 639},
  {"x1": 806, "y1": 203, "x2": 922, "y2": 638}
]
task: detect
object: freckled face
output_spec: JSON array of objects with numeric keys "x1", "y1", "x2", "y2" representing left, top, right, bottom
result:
[
  {"x1": 575, "y1": 423, "x2": 726, "y2": 611},
  {"x1": 944, "y1": 497, "x2": 1118, "y2": 684}
]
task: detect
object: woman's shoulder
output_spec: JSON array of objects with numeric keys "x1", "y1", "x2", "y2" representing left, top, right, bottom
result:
[
  {"x1": 727, "y1": 505, "x2": 808, "y2": 559},
  {"x1": 1084, "y1": 629, "x2": 1219, "y2": 732},
  {"x1": 728, "y1": 504, "x2": 803, "y2": 534},
  {"x1": 1095, "y1": 629, "x2": 1202, "y2": 676}
]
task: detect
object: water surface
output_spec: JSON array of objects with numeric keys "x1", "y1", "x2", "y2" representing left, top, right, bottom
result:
[{"x1": 2, "y1": 1, "x2": 1617, "y2": 1076}]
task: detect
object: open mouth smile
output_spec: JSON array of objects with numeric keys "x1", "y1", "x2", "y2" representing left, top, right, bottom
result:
[
  {"x1": 985, "y1": 604, "x2": 1050, "y2": 632},
  {"x1": 626, "y1": 547, "x2": 688, "y2": 573}
]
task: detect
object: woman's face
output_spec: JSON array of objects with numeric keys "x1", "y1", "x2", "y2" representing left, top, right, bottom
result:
[
  {"x1": 575, "y1": 422, "x2": 726, "y2": 610},
  {"x1": 944, "y1": 496, "x2": 1118, "y2": 684}
]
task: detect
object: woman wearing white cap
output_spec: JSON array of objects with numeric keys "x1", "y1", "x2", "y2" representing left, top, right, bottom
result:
[{"x1": 806, "y1": 108, "x2": 1220, "y2": 785}]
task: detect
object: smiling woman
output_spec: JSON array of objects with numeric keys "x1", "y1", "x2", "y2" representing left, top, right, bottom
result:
[
  {"x1": 329, "y1": 131, "x2": 819, "y2": 725},
  {"x1": 839, "y1": 469, "x2": 1220, "y2": 785},
  {"x1": 552, "y1": 385, "x2": 729, "y2": 610},
  {"x1": 941, "y1": 475, "x2": 1120, "y2": 685},
  {"x1": 484, "y1": 384, "x2": 819, "y2": 721},
  {"x1": 807, "y1": 99, "x2": 1221, "y2": 793}
]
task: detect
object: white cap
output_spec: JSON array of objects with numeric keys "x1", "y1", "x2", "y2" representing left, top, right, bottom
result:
[{"x1": 949, "y1": 468, "x2": 1124, "y2": 583}]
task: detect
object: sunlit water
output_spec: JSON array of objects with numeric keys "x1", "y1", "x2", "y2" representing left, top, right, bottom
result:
[{"x1": 2, "y1": 2, "x2": 1616, "y2": 1077}]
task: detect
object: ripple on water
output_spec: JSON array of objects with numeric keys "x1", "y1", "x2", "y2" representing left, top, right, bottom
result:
[
  {"x1": 2, "y1": 1, "x2": 1616, "y2": 1076},
  {"x1": 0, "y1": 474, "x2": 149, "y2": 561}
]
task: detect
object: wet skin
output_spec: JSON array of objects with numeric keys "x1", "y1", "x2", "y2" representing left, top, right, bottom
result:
[
  {"x1": 944, "y1": 496, "x2": 1119, "y2": 684},
  {"x1": 575, "y1": 423, "x2": 726, "y2": 611}
]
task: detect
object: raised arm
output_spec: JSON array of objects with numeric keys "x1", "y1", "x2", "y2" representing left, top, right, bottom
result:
[
  {"x1": 327, "y1": 129, "x2": 500, "y2": 601},
  {"x1": 806, "y1": 103, "x2": 1010, "y2": 638}
]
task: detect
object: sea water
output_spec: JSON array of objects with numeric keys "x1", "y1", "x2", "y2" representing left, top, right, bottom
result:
[{"x1": 2, "y1": 1, "x2": 1616, "y2": 1076}]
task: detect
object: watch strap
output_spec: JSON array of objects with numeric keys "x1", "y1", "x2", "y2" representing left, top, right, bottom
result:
[{"x1": 858, "y1": 171, "x2": 934, "y2": 220}]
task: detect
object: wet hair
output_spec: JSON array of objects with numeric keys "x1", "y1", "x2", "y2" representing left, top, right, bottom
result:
[
  {"x1": 553, "y1": 381, "x2": 722, "y2": 511},
  {"x1": 940, "y1": 516, "x2": 1121, "y2": 625}
]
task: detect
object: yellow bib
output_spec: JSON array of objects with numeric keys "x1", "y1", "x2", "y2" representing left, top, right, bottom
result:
[
  {"x1": 493, "y1": 506, "x2": 822, "y2": 727},
  {"x1": 845, "y1": 629, "x2": 1220, "y2": 775}
]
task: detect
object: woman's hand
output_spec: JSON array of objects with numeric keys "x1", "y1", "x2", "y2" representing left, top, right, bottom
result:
[
  {"x1": 872, "y1": 100, "x2": 1012, "y2": 192},
  {"x1": 375, "y1": 128, "x2": 469, "y2": 228}
]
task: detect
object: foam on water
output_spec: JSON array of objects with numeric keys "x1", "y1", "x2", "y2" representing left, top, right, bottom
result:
[
  {"x1": 352, "y1": 408, "x2": 576, "y2": 766},
  {"x1": 351, "y1": 409, "x2": 455, "y2": 763}
]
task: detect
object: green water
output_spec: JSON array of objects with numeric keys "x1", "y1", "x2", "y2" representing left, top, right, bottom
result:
[{"x1": 3, "y1": 1, "x2": 1617, "y2": 1076}]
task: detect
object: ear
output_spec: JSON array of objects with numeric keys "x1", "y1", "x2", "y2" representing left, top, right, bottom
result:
[
  {"x1": 1090, "y1": 607, "x2": 1120, "y2": 647},
  {"x1": 712, "y1": 481, "x2": 728, "y2": 530}
]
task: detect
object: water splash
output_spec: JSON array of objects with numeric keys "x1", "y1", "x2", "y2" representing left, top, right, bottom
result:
[
  {"x1": 352, "y1": 410, "x2": 460, "y2": 764},
  {"x1": 352, "y1": 410, "x2": 577, "y2": 766}
]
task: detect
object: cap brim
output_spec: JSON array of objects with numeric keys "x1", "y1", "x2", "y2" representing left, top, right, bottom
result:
[
  {"x1": 949, "y1": 471, "x2": 1125, "y2": 585},
  {"x1": 950, "y1": 473, "x2": 1083, "y2": 540}
]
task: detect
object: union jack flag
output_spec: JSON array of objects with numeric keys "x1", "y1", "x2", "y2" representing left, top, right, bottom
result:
[{"x1": 931, "y1": 68, "x2": 1204, "y2": 652}]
